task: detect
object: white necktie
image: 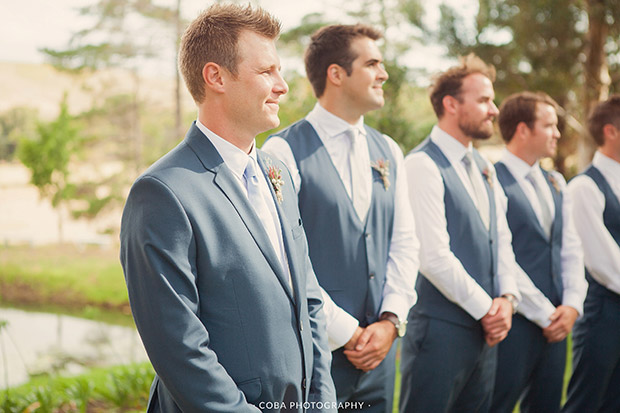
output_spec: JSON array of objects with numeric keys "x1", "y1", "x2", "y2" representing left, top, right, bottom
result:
[
  {"x1": 462, "y1": 152, "x2": 490, "y2": 229},
  {"x1": 243, "y1": 158, "x2": 289, "y2": 277},
  {"x1": 347, "y1": 128, "x2": 371, "y2": 221},
  {"x1": 526, "y1": 172, "x2": 552, "y2": 238}
]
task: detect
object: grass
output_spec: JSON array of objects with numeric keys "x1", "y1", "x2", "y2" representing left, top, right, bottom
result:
[
  {"x1": 0, "y1": 244, "x2": 132, "y2": 325},
  {"x1": 0, "y1": 362, "x2": 154, "y2": 412}
]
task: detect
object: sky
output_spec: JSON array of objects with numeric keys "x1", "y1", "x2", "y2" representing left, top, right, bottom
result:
[{"x1": 0, "y1": 0, "x2": 478, "y2": 82}]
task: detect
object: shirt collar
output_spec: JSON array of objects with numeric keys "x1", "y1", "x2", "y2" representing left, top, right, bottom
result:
[
  {"x1": 430, "y1": 125, "x2": 473, "y2": 164},
  {"x1": 500, "y1": 148, "x2": 541, "y2": 180},
  {"x1": 195, "y1": 119, "x2": 255, "y2": 181},
  {"x1": 306, "y1": 102, "x2": 366, "y2": 140},
  {"x1": 593, "y1": 150, "x2": 620, "y2": 181}
]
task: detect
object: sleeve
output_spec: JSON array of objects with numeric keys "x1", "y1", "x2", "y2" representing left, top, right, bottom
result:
[
  {"x1": 379, "y1": 135, "x2": 419, "y2": 322},
  {"x1": 305, "y1": 257, "x2": 339, "y2": 411},
  {"x1": 406, "y1": 152, "x2": 493, "y2": 320},
  {"x1": 119, "y1": 176, "x2": 260, "y2": 412},
  {"x1": 568, "y1": 175, "x2": 620, "y2": 296},
  {"x1": 552, "y1": 172, "x2": 587, "y2": 315}
]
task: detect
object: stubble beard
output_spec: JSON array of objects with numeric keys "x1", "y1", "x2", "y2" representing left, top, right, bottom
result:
[{"x1": 459, "y1": 117, "x2": 494, "y2": 141}]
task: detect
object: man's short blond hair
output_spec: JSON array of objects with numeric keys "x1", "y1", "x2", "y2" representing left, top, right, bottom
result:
[{"x1": 178, "y1": 3, "x2": 281, "y2": 104}]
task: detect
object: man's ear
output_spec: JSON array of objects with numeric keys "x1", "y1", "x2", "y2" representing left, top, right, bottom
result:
[
  {"x1": 326, "y1": 63, "x2": 345, "y2": 87},
  {"x1": 603, "y1": 123, "x2": 619, "y2": 142},
  {"x1": 202, "y1": 62, "x2": 225, "y2": 93},
  {"x1": 442, "y1": 95, "x2": 459, "y2": 116},
  {"x1": 515, "y1": 121, "x2": 531, "y2": 141}
]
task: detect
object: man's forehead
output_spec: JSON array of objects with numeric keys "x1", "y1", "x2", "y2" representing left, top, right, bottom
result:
[{"x1": 461, "y1": 73, "x2": 494, "y2": 95}]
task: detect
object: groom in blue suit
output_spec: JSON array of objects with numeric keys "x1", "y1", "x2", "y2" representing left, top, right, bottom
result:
[{"x1": 119, "y1": 4, "x2": 336, "y2": 412}]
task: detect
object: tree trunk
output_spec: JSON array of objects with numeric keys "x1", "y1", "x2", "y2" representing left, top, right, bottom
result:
[{"x1": 580, "y1": 0, "x2": 610, "y2": 169}]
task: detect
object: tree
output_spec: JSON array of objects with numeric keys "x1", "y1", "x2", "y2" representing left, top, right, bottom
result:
[
  {"x1": 439, "y1": 0, "x2": 585, "y2": 175},
  {"x1": 438, "y1": 0, "x2": 620, "y2": 174},
  {"x1": 18, "y1": 96, "x2": 81, "y2": 243},
  {"x1": 579, "y1": 0, "x2": 620, "y2": 166},
  {"x1": 42, "y1": 0, "x2": 189, "y2": 170},
  {"x1": 0, "y1": 106, "x2": 38, "y2": 161}
]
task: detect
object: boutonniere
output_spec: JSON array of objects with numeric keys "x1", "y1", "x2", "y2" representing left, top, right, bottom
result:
[
  {"x1": 482, "y1": 167, "x2": 494, "y2": 189},
  {"x1": 371, "y1": 158, "x2": 391, "y2": 190},
  {"x1": 264, "y1": 159, "x2": 284, "y2": 204},
  {"x1": 548, "y1": 174, "x2": 561, "y2": 193}
]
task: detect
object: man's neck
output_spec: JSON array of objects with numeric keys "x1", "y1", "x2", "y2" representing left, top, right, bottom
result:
[
  {"x1": 600, "y1": 145, "x2": 620, "y2": 164},
  {"x1": 318, "y1": 97, "x2": 363, "y2": 126},
  {"x1": 506, "y1": 144, "x2": 537, "y2": 166},
  {"x1": 436, "y1": 120, "x2": 472, "y2": 148},
  {"x1": 198, "y1": 111, "x2": 254, "y2": 154}
]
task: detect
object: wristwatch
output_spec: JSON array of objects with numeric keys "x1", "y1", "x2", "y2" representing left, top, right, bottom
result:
[
  {"x1": 380, "y1": 312, "x2": 408, "y2": 337},
  {"x1": 502, "y1": 294, "x2": 518, "y2": 314}
]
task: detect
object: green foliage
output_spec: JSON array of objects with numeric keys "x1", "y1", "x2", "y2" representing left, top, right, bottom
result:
[
  {"x1": 66, "y1": 378, "x2": 94, "y2": 413},
  {"x1": 43, "y1": 0, "x2": 181, "y2": 73},
  {"x1": 0, "y1": 107, "x2": 38, "y2": 161},
  {"x1": 17, "y1": 96, "x2": 80, "y2": 209},
  {"x1": 0, "y1": 363, "x2": 154, "y2": 412},
  {"x1": 437, "y1": 0, "x2": 590, "y2": 174}
]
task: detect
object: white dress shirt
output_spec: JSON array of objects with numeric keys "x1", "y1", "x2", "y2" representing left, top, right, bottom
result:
[
  {"x1": 405, "y1": 126, "x2": 560, "y2": 327},
  {"x1": 196, "y1": 120, "x2": 292, "y2": 289},
  {"x1": 568, "y1": 151, "x2": 620, "y2": 296},
  {"x1": 262, "y1": 103, "x2": 420, "y2": 350},
  {"x1": 498, "y1": 149, "x2": 586, "y2": 319}
]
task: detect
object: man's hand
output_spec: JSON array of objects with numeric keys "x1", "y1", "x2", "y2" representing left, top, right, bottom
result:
[
  {"x1": 480, "y1": 297, "x2": 513, "y2": 347},
  {"x1": 343, "y1": 326, "x2": 364, "y2": 351},
  {"x1": 543, "y1": 305, "x2": 579, "y2": 343},
  {"x1": 343, "y1": 320, "x2": 397, "y2": 372}
]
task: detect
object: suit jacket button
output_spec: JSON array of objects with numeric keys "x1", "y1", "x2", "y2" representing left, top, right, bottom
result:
[
  {"x1": 299, "y1": 321, "x2": 303, "y2": 331},
  {"x1": 302, "y1": 378, "x2": 307, "y2": 390},
  {"x1": 369, "y1": 273, "x2": 375, "y2": 279}
]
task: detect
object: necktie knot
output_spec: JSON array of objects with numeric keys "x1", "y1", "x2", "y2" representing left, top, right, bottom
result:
[
  {"x1": 346, "y1": 128, "x2": 359, "y2": 147},
  {"x1": 462, "y1": 151, "x2": 474, "y2": 168},
  {"x1": 244, "y1": 158, "x2": 259, "y2": 188}
]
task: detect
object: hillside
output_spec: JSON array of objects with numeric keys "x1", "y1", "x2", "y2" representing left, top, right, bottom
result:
[{"x1": 0, "y1": 61, "x2": 194, "y2": 119}]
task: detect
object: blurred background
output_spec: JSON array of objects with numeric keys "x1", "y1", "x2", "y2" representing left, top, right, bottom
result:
[{"x1": 1, "y1": 0, "x2": 619, "y2": 410}]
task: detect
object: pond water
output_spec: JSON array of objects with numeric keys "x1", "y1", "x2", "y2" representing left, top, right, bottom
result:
[{"x1": 0, "y1": 308, "x2": 148, "y2": 389}]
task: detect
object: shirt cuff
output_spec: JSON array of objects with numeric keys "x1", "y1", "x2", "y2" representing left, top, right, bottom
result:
[
  {"x1": 461, "y1": 290, "x2": 494, "y2": 321},
  {"x1": 327, "y1": 309, "x2": 359, "y2": 351},
  {"x1": 379, "y1": 293, "x2": 412, "y2": 323},
  {"x1": 498, "y1": 279, "x2": 522, "y2": 304},
  {"x1": 518, "y1": 301, "x2": 555, "y2": 328},
  {"x1": 563, "y1": 291, "x2": 585, "y2": 317}
]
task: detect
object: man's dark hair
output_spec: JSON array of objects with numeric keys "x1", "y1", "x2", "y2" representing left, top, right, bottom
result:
[{"x1": 304, "y1": 24, "x2": 382, "y2": 98}]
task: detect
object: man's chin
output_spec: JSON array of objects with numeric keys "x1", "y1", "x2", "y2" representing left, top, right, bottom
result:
[{"x1": 471, "y1": 132, "x2": 493, "y2": 141}]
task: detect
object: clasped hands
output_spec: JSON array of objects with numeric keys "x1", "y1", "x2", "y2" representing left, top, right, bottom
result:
[
  {"x1": 481, "y1": 298, "x2": 579, "y2": 347},
  {"x1": 480, "y1": 297, "x2": 513, "y2": 347},
  {"x1": 542, "y1": 305, "x2": 578, "y2": 343},
  {"x1": 342, "y1": 320, "x2": 397, "y2": 372}
]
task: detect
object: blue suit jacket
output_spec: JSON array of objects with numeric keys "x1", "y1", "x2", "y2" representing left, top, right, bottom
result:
[{"x1": 120, "y1": 123, "x2": 336, "y2": 412}]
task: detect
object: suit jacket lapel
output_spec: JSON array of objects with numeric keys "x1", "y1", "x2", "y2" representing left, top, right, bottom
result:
[
  {"x1": 185, "y1": 123, "x2": 295, "y2": 303},
  {"x1": 257, "y1": 152, "x2": 299, "y2": 306}
]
